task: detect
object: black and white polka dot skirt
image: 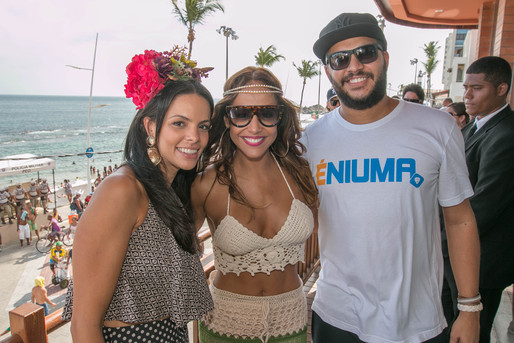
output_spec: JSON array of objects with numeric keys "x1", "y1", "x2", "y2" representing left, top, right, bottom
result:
[{"x1": 102, "y1": 317, "x2": 188, "y2": 343}]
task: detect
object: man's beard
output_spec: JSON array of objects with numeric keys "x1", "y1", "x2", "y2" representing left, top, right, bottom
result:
[{"x1": 331, "y1": 65, "x2": 387, "y2": 110}]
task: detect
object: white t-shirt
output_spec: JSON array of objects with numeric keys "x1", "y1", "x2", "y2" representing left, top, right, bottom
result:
[
  {"x1": 301, "y1": 101, "x2": 473, "y2": 343},
  {"x1": 13, "y1": 188, "x2": 26, "y2": 200},
  {"x1": 0, "y1": 191, "x2": 10, "y2": 204}
]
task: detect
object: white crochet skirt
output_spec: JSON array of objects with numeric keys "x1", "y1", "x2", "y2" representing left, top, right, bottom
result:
[{"x1": 199, "y1": 278, "x2": 307, "y2": 343}]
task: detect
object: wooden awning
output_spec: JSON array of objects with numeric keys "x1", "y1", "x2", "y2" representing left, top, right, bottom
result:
[{"x1": 373, "y1": 0, "x2": 487, "y2": 28}]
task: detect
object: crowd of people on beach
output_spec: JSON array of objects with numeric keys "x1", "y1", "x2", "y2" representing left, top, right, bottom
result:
[
  {"x1": 1, "y1": 161, "x2": 117, "y2": 224},
  {"x1": 3, "y1": 10, "x2": 514, "y2": 343}
]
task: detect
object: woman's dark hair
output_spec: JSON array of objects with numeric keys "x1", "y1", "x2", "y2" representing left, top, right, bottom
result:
[
  {"x1": 402, "y1": 83, "x2": 425, "y2": 103},
  {"x1": 447, "y1": 101, "x2": 470, "y2": 125},
  {"x1": 203, "y1": 66, "x2": 318, "y2": 209},
  {"x1": 123, "y1": 79, "x2": 214, "y2": 254}
]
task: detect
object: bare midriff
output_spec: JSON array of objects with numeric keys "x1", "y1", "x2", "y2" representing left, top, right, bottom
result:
[{"x1": 213, "y1": 264, "x2": 301, "y2": 296}]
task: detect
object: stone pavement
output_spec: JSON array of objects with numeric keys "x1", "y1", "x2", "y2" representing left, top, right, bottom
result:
[{"x1": 0, "y1": 199, "x2": 75, "y2": 342}]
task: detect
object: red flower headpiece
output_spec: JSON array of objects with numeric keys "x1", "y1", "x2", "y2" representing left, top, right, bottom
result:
[{"x1": 124, "y1": 46, "x2": 213, "y2": 109}]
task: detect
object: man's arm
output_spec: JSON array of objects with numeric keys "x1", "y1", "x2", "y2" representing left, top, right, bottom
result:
[
  {"x1": 469, "y1": 130, "x2": 514, "y2": 235},
  {"x1": 43, "y1": 288, "x2": 56, "y2": 308},
  {"x1": 443, "y1": 199, "x2": 480, "y2": 343}
]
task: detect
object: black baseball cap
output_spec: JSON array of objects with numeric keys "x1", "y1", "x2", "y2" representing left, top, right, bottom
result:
[
  {"x1": 326, "y1": 88, "x2": 337, "y2": 101},
  {"x1": 313, "y1": 13, "x2": 388, "y2": 61}
]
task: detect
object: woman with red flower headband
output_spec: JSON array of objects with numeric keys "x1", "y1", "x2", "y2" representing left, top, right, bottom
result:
[
  {"x1": 192, "y1": 67, "x2": 318, "y2": 343},
  {"x1": 62, "y1": 47, "x2": 214, "y2": 343}
]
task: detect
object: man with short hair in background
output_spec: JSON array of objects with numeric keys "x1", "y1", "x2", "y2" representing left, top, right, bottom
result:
[
  {"x1": 302, "y1": 12, "x2": 480, "y2": 343},
  {"x1": 12, "y1": 183, "x2": 27, "y2": 214},
  {"x1": 462, "y1": 55, "x2": 514, "y2": 343},
  {"x1": 38, "y1": 178, "x2": 51, "y2": 214},
  {"x1": 402, "y1": 83, "x2": 425, "y2": 104},
  {"x1": 326, "y1": 88, "x2": 340, "y2": 111},
  {"x1": 441, "y1": 97, "x2": 453, "y2": 110},
  {"x1": 27, "y1": 180, "x2": 39, "y2": 209},
  {"x1": 0, "y1": 186, "x2": 14, "y2": 224}
]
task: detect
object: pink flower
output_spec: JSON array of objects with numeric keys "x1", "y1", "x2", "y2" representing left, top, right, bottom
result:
[
  {"x1": 124, "y1": 47, "x2": 213, "y2": 109},
  {"x1": 124, "y1": 50, "x2": 165, "y2": 109}
]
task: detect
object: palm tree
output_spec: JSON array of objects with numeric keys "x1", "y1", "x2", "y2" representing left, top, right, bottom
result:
[
  {"x1": 422, "y1": 41, "x2": 440, "y2": 102},
  {"x1": 171, "y1": 0, "x2": 224, "y2": 59},
  {"x1": 293, "y1": 60, "x2": 320, "y2": 116},
  {"x1": 254, "y1": 45, "x2": 285, "y2": 68}
]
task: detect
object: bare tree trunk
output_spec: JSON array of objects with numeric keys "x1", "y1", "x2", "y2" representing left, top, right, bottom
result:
[
  {"x1": 188, "y1": 28, "x2": 195, "y2": 59},
  {"x1": 188, "y1": 40, "x2": 193, "y2": 59}
]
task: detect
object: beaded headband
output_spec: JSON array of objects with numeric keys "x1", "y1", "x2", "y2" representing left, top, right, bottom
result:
[{"x1": 223, "y1": 84, "x2": 283, "y2": 97}]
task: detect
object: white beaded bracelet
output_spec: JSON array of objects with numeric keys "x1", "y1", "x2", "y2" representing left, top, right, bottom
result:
[
  {"x1": 457, "y1": 294, "x2": 481, "y2": 304},
  {"x1": 457, "y1": 302, "x2": 483, "y2": 312}
]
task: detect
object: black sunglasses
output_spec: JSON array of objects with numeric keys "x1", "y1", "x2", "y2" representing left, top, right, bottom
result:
[
  {"x1": 403, "y1": 98, "x2": 422, "y2": 104},
  {"x1": 226, "y1": 105, "x2": 284, "y2": 128},
  {"x1": 329, "y1": 98, "x2": 340, "y2": 107},
  {"x1": 325, "y1": 44, "x2": 383, "y2": 70}
]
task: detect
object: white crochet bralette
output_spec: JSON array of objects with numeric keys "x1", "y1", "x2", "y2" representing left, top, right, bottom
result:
[{"x1": 212, "y1": 157, "x2": 314, "y2": 276}]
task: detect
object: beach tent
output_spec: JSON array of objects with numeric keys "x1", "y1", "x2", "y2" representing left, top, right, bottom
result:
[{"x1": 0, "y1": 153, "x2": 57, "y2": 206}]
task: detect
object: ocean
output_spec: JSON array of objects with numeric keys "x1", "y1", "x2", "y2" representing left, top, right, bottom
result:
[
  {"x1": 0, "y1": 94, "x2": 136, "y2": 189},
  {"x1": 0, "y1": 94, "x2": 318, "y2": 191}
]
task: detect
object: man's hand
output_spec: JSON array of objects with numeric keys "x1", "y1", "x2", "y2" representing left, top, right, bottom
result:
[{"x1": 450, "y1": 311, "x2": 479, "y2": 343}]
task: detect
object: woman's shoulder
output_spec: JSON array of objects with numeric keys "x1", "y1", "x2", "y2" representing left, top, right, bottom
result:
[
  {"x1": 192, "y1": 166, "x2": 222, "y2": 208},
  {"x1": 93, "y1": 166, "x2": 146, "y2": 205},
  {"x1": 192, "y1": 166, "x2": 217, "y2": 192}
]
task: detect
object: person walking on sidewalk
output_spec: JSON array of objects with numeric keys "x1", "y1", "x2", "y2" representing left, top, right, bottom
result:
[
  {"x1": 17, "y1": 204, "x2": 30, "y2": 247},
  {"x1": 303, "y1": 12, "x2": 481, "y2": 343},
  {"x1": 26, "y1": 203, "x2": 40, "y2": 242},
  {"x1": 64, "y1": 180, "x2": 72, "y2": 203},
  {"x1": 32, "y1": 276, "x2": 56, "y2": 316}
]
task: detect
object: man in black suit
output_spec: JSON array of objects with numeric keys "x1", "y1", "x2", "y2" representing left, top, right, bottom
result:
[{"x1": 462, "y1": 56, "x2": 514, "y2": 342}]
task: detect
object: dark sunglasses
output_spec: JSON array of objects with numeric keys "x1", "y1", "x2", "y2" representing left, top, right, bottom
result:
[
  {"x1": 226, "y1": 105, "x2": 284, "y2": 128},
  {"x1": 403, "y1": 98, "x2": 422, "y2": 104},
  {"x1": 329, "y1": 98, "x2": 340, "y2": 107},
  {"x1": 325, "y1": 44, "x2": 383, "y2": 70}
]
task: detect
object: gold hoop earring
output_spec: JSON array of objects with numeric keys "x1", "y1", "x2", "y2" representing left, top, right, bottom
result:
[
  {"x1": 146, "y1": 136, "x2": 162, "y2": 166},
  {"x1": 272, "y1": 140, "x2": 289, "y2": 158}
]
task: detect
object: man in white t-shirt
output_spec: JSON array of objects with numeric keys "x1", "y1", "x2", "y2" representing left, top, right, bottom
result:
[{"x1": 302, "y1": 12, "x2": 481, "y2": 343}]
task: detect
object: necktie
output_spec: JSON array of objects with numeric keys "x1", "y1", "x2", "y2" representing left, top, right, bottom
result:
[{"x1": 465, "y1": 123, "x2": 477, "y2": 143}]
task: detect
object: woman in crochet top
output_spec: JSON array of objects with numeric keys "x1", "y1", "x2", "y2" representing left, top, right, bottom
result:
[{"x1": 192, "y1": 66, "x2": 318, "y2": 343}]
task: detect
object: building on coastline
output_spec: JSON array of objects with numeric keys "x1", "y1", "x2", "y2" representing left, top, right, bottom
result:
[
  {"x1": 441, "y1": 29, "x2": 479, "y2": 102},
  {"x1": 375, "y1": 0, "x2": 514, "y2": 107}
]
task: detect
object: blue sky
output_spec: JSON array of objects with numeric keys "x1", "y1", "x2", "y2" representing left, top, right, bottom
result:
[{"x1": 0, "y1": 0, "x2": 452, "y2": 105}]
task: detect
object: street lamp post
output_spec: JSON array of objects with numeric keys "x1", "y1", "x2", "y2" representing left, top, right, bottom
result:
[
  {"x1": 418, "y1": 70, "x2": 426, "y2": 88},
  {"x1": 66, "y1": 33, "x2": 98, "y2": 194},
  {"x1": 217, "y1": 26, "x2": 238, "y2": 80},
  {"x1": 410, "y1": 58, "x2": 418, "y2": 83}
]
